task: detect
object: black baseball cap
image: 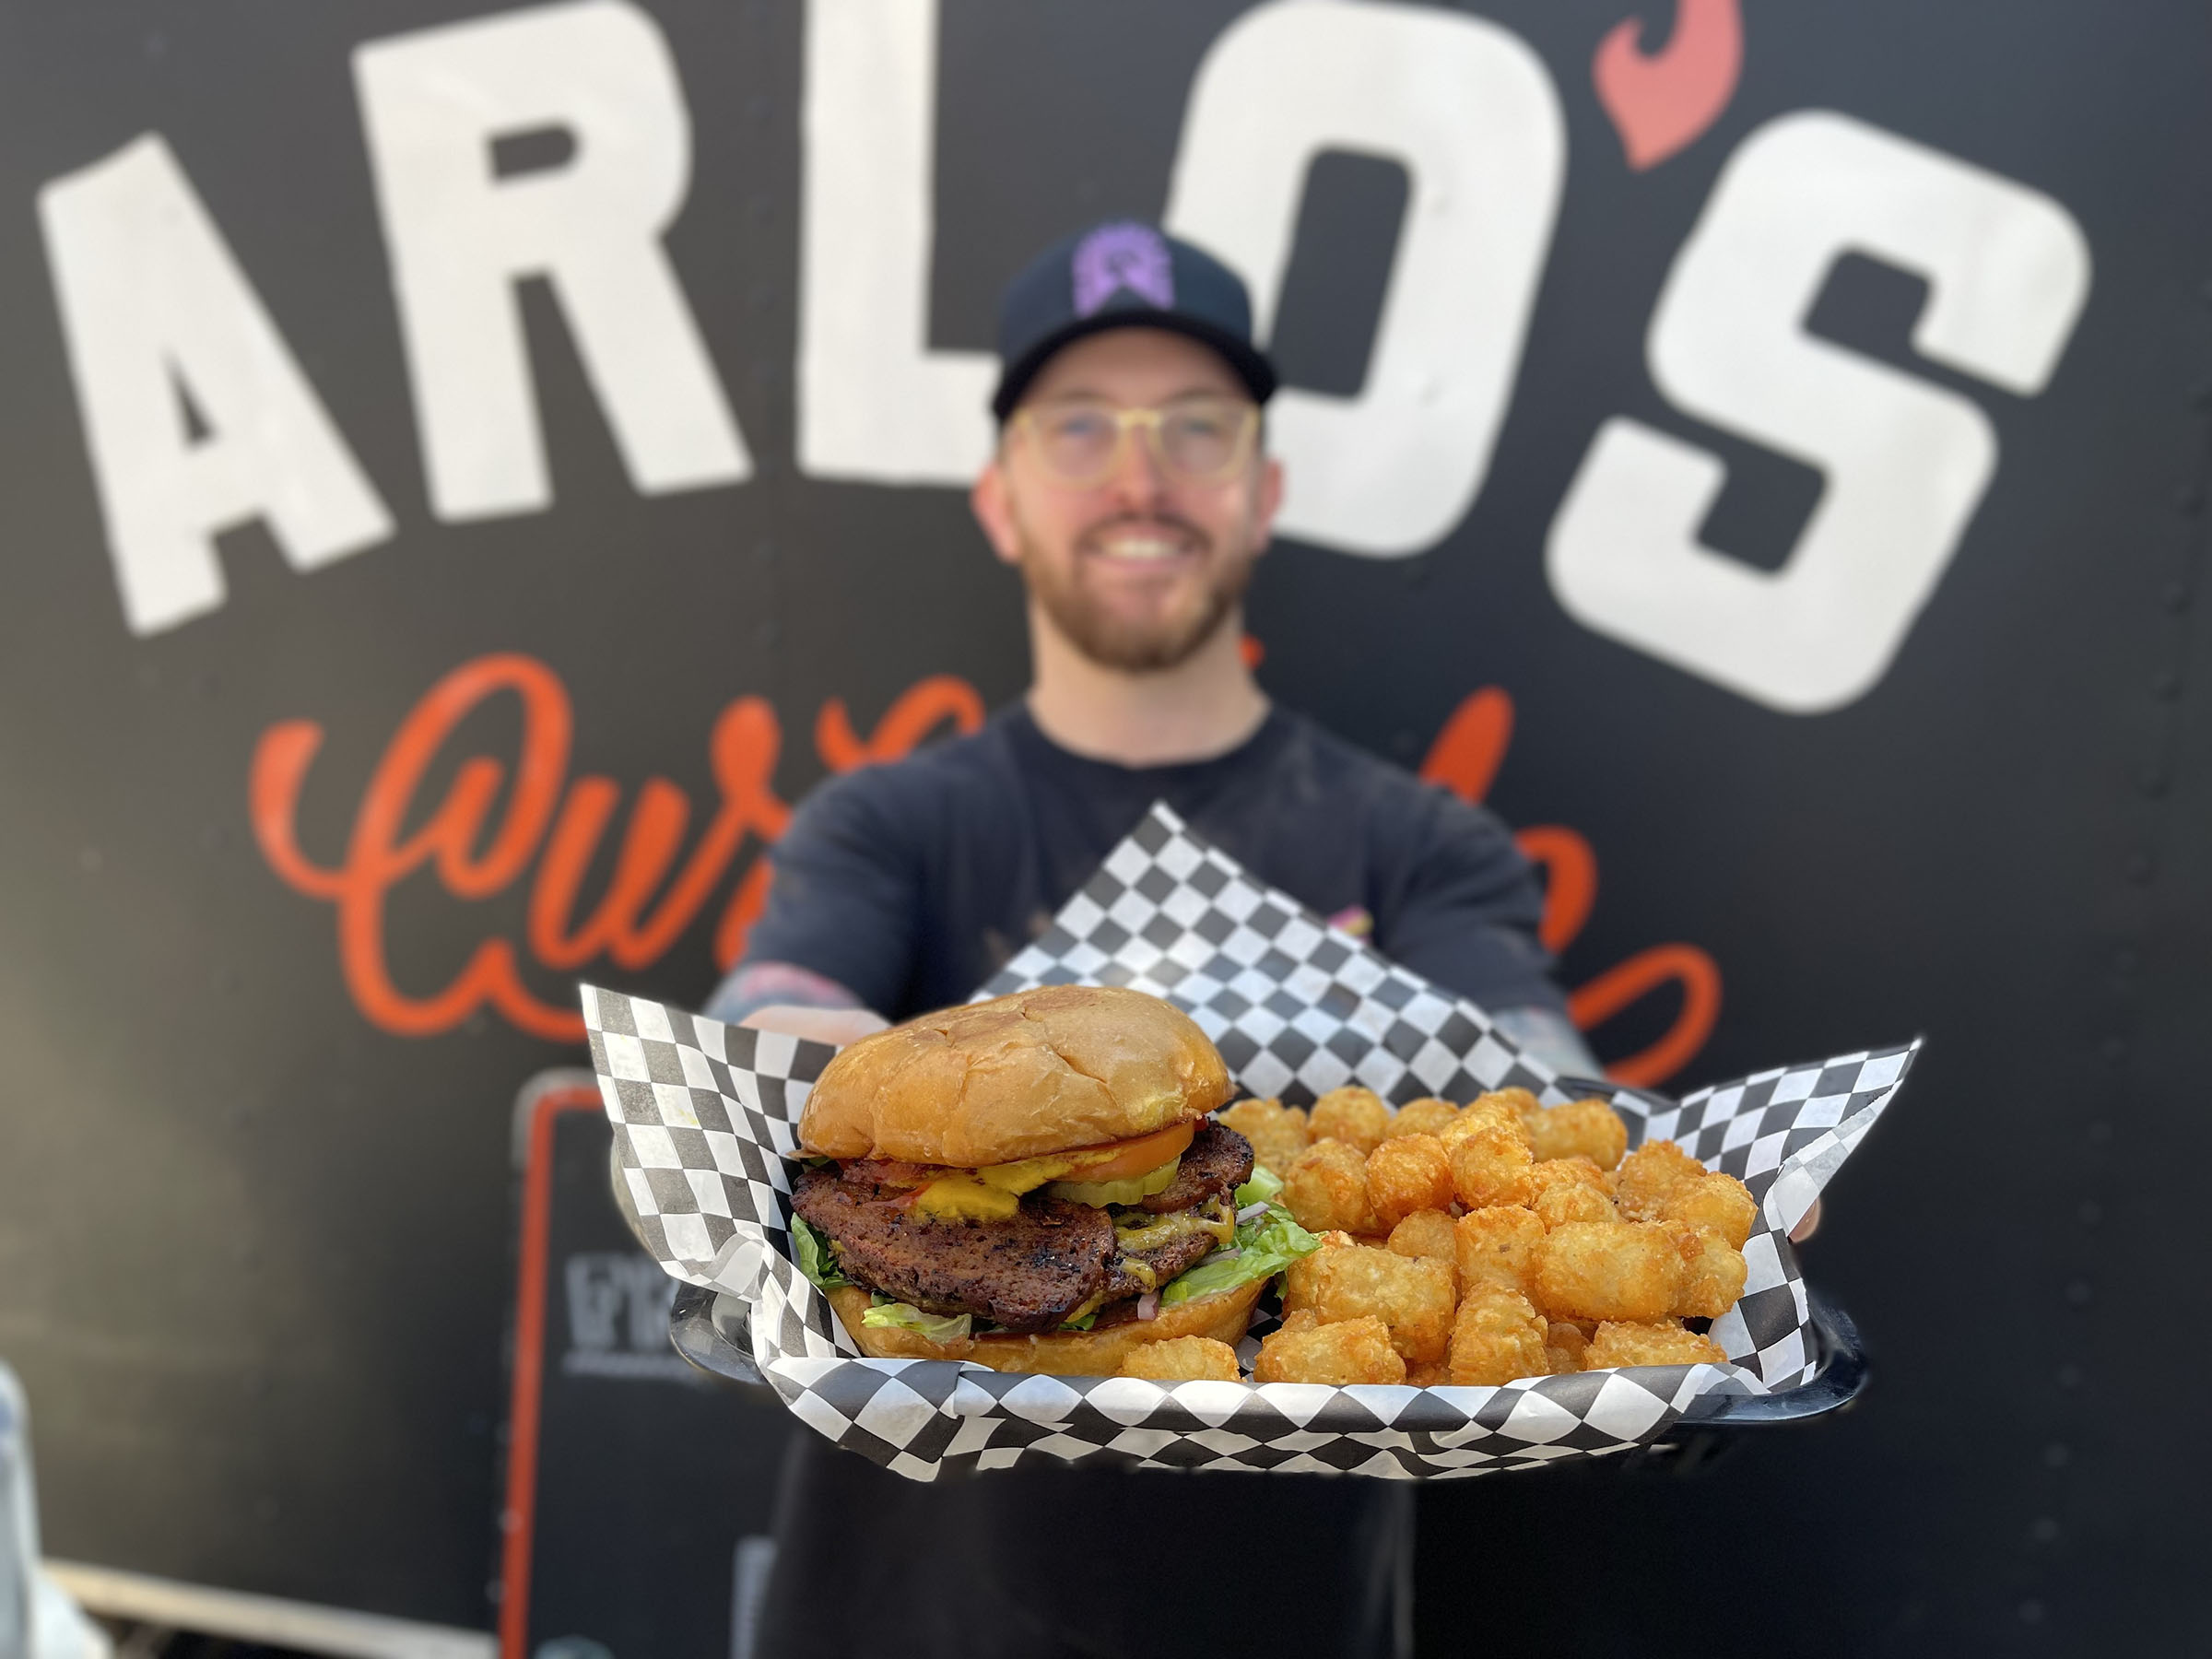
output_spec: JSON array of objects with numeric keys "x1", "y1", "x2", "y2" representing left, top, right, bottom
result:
[{"x1": 991, "y1": 220, "x2": 1278, "y2": 420}]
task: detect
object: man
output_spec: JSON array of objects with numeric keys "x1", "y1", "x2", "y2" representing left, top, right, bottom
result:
[
  {"x1": 712, "y1": 222, "x2": 1595, "y2": 1659},
  {"x1": 710, "y1": 220, "x2": 1595, "y2": 1073}
]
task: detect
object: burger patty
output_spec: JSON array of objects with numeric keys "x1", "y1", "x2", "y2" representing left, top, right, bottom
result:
[
  {"x1": 1135, "y1": 1121, "x2": 1254, "y2": 1213},
  {"x1": 793, "y1": 1123, "x2": 1256, "y2": 1334},
  {"x1": 793, "y1": 1167, "x2": 1114, "y2": 1334}
]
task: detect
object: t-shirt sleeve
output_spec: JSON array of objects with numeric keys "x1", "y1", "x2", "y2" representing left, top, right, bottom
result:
[
  {"x1": 1370, "y1": 784, "x2": 1566, "y2": 1016},
  {"x1": 733, "y1": 769, "x2": 922, "y2": 1016}
]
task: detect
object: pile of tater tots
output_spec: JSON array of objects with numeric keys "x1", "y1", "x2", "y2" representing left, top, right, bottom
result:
[{"x1": 1219, "y1": 1088, "x2": 1757, "y2": 1386}]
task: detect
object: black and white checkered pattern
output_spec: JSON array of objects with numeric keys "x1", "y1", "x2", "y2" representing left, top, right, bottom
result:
[
  {"x1": 979, "y1": 805, "x2": 1558, "y2": 1108},
  {"x1": 584, "y1": 809, "x2": 1916, "y2": 1481}
]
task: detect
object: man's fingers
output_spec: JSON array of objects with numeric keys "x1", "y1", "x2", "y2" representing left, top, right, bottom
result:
[{"x1": 1789, "y1": 1197, "x2": 1823, "y2": 1243}]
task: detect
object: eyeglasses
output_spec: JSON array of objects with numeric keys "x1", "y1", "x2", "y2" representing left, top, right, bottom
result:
[{"x1": 1011, "y1": 394, "x2": 1260, "y2": 488}]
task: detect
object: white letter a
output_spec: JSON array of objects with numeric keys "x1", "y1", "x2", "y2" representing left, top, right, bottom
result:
[{"x1": 39, "y1": 135, "x2": 394, "y2": 637}]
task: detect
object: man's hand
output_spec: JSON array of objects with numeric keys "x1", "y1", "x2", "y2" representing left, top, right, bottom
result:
[{"x1": 738, "y1": 1004, "x2": 890, "y2": 1048}]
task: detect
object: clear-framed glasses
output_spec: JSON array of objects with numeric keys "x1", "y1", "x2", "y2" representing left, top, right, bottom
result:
[{"x1": 1012, "y1": 394, "x2": 1260, "y2": 488}]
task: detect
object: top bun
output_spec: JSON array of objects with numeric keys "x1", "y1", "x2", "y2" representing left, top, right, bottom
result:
[{"x1": 797, "y1": 985, "x2": 1233, "y2": 1167}]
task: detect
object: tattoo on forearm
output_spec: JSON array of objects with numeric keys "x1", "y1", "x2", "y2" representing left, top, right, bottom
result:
[{"x1": 703, "y1": 959, "x2": 864, "y2": 1025}]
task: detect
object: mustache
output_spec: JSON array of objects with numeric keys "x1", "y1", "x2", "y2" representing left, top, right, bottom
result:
[{"x1": 1075, "y1": 512, "x2": 1210, "y2": 554}]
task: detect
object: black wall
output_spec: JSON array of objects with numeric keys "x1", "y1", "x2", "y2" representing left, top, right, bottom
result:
[{"x1": 0, "y1": 2, "x2": 2202, "y2": 1650}]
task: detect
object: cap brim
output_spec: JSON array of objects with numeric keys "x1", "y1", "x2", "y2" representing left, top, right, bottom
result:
[{"x1": 990, "y1": 312, "x2": 1278, "y2": 420}]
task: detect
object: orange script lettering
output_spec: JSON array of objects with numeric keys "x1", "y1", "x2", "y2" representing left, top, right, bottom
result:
[{"x1": 250, "y1": 653, "x2": 983, "y2": 1044}]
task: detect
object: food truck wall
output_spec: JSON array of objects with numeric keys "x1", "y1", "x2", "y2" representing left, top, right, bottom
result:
[{"x1": 0, "y1": 0, "x2": 2202, "y2": 1650}]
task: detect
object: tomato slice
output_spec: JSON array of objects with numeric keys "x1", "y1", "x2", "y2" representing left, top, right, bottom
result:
[
  {"x1": 839, "y1": 1120, "x2": 1195, "y2": 1192},
  {"x1": 1060, "y1": 1120, "x2": 1195, "y2": 1182}
]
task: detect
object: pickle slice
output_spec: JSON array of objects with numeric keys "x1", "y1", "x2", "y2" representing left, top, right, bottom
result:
[{"x1": 1046, "y1": 1155, "x2": 1181, "y2": 1207}]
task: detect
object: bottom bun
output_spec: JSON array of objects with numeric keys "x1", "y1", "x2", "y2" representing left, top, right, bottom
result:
[{"x1": 825, "y1": 1278, "x2": 1265, "y2": 1377}]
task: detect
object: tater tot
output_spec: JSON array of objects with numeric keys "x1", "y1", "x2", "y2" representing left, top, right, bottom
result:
[
  {"x1": 1448, "y1": 1286, "x2": 1550, "y2": 1385},
  {"x1": 1616, "y1": 1139, "x2": 1707, "y2": 1221},
  {"x1": 1405, "y1": 1359, "x2": 1450, "y2": 1388},
  {"x1": 1471, "y1": 1087, "x2": 1541, "y2": 1122},
  {"x1": 1281, "y1": 1231, "x2": 1355, "y2": 1312},
  {"x1": 1443, "y1": 1092, "x2": 1534, "y2": 1152},
  {"x1": 1217, "y1": 1097, "x2": 1312, "y2": 1179},
  {"x1": 1254, "y1": 1314, "x2": 1406, "y2": 1385},
  {"x1": 1385, "y1": 1098, "x2": 1462, "y2": 1140},
  {"x1": 1386, "y1": 1208, "x2": 1460, "y2": 1280},
  {"x1": 1300, "y1": 1244, "x2": 1456, "y2": 1363},
  {"x1": 1450, "y1": 1122, "x2": 1535, "y2": 1209},
  {"x1": 1282, "y1": 1140, "x2": 1382, "y2": 1235},
  {"x1": 1533, "y1": 1180, "x2": 1617, "y2": 1230},
  {"x1": 1671, "y1": 1227, "x2": 1747, "y2": 1319},
  {"x1": 1309, "y1": 1087, "x2": 1392, "y2": 1154},
  {"x1": 1523, "y1": 1098, "x2": 1630, "y2": 1170},
  {"x1": 1586, "y1": 1320, "x2": 1727, "y2": 1369},
  {"x1": 1454, "y1": 1206, "x2": 1546, "y2": 1295},
  {"x1": 1663, "y1": 1171, "x2": 1759, "y2": 1250},
  {"x1": 1364, "y1": 1135, "x2": 1456, "y2": 1228},
  {"x1": 1527, "y1": 1155, "x2": 1613, "y2": 1198},
  {"x1": 1118, "y1": 1336, "x2": 1242, "y2": 1382},
  {"x1": 1542, "y1": 1318, "x2": 1589, "y2": 1374},
  {"x1": 1531, "y1": 1221, "x2": 1684, "y2": 1323}
]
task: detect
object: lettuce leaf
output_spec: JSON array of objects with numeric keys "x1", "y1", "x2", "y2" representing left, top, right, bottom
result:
[
  {"x1": 1060, "y1": 1311, "x2": 1099, "y2": 1331},
  {"x1": 790, "y1": 1214, "x2": 849, "y2": 1290},
  {"x1": 861, "y1": 1295, "x2": 972, "y2": 1343},
  {"x1": 1233, "y1": 1164, "x2": 1284, "y2": 1208},
  {"x1": 1159, "y1": 1200, "x2": 1319, "y2": 1307}
]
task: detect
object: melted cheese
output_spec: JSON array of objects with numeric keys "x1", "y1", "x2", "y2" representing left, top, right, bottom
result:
[
  {"x1": 973, "y1": 1154, "x2": 1076, "y2": 1194},
  {"x1": 908, "y1": 1174, "x2": 1020, "y2": 1221},
  {"x1": 906, "y1": 1135, "x2": 1195, "y2": 1220},
  {"x1": 1112, "y1": 1199, "x2": 1236, "y2": 1256}
]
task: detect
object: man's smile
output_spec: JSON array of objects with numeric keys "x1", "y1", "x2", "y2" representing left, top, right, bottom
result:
[
  {"x1": 1092, "y1": 533, "x2": 1183, "y2": 563},
  {"x1": 1077, "y1": 519, "x2": 1206, "y2": 575}
]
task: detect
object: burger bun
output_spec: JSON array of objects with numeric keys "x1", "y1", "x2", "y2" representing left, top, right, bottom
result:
[
  {"x1": 824, "y1": 1278, "x2": 1265, "y2": 1376},
  {"x1": 797, "y1": 984, "x2": 1233, "y2": 1167}
]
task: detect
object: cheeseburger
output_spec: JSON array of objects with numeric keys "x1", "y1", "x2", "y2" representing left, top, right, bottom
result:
[{"x1": 791, "y1": 985, "x2": 1275, "y2": 1374}]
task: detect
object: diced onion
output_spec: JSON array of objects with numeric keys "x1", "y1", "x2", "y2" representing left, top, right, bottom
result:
[
  {"x1": 1235, "y1": 1202, "x2": 1268, "y2": 1224},
  {"x1": 1135, "y1": 1291, "x2": 1160, "y2": 1321}
]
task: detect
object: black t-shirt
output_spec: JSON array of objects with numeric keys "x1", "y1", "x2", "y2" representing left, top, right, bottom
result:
[
  {"x1": 744, "y1": 700, "x2": 1562, "y2": 1019},
  {"x1": 739, "y1": 702, "x2": 1558, "y2": 1659}
]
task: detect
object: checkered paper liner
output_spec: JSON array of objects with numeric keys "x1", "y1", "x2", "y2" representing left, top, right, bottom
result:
[
  {"x1": 979, "y1": 805, "x2": 1559, "y2": 1109},
  {"x1": 586, "y1": 808, "x2": 1916, "y2": 1481}
]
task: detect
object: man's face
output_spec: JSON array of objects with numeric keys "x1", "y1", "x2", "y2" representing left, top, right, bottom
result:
[{"x1": 972, "y1": 328, "x2": 1283, "y2": 673}]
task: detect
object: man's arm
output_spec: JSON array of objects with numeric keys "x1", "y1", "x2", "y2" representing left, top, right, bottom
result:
[
  {"x1": 700, "y1": 768, "x2": 923, "y2": 1041},
  {"x1": 1371, "y1": 787, "x2": 1594, "y2": 1053},
  {"x1": 703, "y1": 959, "x2": 889, "y2": 1046}
]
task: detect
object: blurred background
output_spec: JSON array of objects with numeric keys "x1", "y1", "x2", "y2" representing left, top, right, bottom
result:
[{"x1": 0, "y1": 0, "x2": 2205, "y2": 1653}]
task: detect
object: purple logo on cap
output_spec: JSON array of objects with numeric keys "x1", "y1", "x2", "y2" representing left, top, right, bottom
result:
[{"x1": 1071, "y1": 222, "x2": 1175, "y2": 317}]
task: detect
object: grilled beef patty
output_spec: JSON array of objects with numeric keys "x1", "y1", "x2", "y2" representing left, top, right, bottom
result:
[
  {"x1": 793, "y1": 1122, "x2": 1256, "y2": 1334},
  {"x1": 793, "y1": 1167, "x2": 1114, "y2": 1333},
  {"x1": 1135, "y1": 1121, "x2": 1254, "y2": 1213}
]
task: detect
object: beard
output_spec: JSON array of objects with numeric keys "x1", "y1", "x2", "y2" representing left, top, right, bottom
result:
[{"x1": 1017, "y1": 511, "x2": 1259, "y2": 673}]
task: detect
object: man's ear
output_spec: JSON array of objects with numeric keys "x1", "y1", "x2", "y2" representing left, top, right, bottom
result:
[
  {"x1": 971, "y1": 457, "x2": 1024, "y2": 568},
  {"x1": 1251, "y1": 453, "x2": 1285, "y2": 555}
]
